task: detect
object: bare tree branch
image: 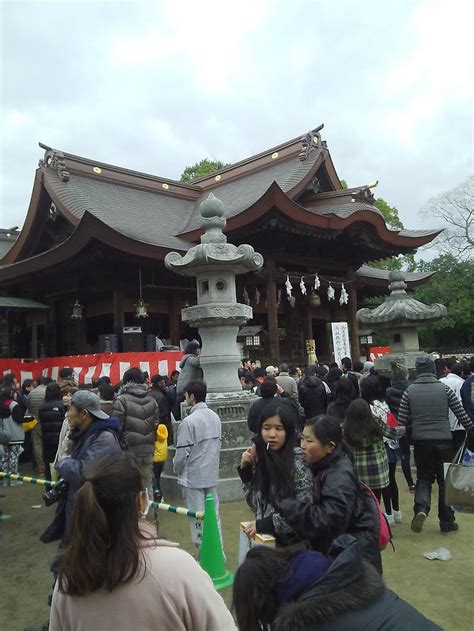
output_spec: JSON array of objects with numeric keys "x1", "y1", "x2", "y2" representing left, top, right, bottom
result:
[{"x1": 421, "y1": 176, "x2": 474, "y2": 260}]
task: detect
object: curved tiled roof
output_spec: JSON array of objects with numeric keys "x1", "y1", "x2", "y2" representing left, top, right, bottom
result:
[
  {"x1": 43, "y1": 170, "x2": 194, "y2": 251},
  {"x1": 183, "y1": 148, "x2": 322, "y2": 232},
  {"x1": 2, "y1": 126, "x2": 441, "y2": 274}
]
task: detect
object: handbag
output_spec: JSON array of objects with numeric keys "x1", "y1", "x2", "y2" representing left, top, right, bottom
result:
[{"x1": 445, "y1": 439, "x2": 474, "y2": 513}]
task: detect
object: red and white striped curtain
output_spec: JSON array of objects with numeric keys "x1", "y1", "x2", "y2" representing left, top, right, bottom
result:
[{"x1": 0, "y1": 351, "x2": 183, "y2": 385}]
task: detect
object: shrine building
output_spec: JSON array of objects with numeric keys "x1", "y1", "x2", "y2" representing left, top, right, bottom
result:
[{"x1": 0, "y1": 125, "x2": 439, "y2": 365}]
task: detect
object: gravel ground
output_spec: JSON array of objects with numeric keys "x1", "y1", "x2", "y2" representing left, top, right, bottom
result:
[{"x1": 1, "y1": 469, "x2": 472, "y2": 631}]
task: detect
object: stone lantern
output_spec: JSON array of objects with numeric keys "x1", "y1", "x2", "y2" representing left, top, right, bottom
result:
[
  {"x1": 163, "y1": 193, "x2": 264, "y2": 500},
  {"x1": 356, "y1": 270, "x2": 447, "y2": 378},
  {"x1": 165, "y1": 193, "x2": 264, "y2": 393}
]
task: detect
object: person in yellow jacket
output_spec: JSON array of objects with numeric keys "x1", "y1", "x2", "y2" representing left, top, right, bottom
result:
[{"x1": 153, "y1": 424, "x2": 168, "y2": 502}]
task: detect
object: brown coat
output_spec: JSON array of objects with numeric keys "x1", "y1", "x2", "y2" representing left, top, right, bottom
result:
[{"x1": 113, "y1": 383, "x2": 159, "y2": 463}]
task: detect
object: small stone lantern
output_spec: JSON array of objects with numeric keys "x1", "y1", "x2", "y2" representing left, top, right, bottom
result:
[{"x1": 356, "y1": 270, "x2": 447, "y2": 378}]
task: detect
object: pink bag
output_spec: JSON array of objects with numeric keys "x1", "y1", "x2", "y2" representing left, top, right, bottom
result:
[{"x1": 360, "y1": 482, "x2": 392, "y2": 550}]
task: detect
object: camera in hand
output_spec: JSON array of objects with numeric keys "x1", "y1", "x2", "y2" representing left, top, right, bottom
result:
[{"x1": 43, "y1": 479, "x2": 68, "y2": 507}]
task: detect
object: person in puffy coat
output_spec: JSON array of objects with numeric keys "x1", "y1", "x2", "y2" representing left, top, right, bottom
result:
[
  {"x1": 233, "y1": 534, "x2": 441, "y2": 631},
  {"x1": 113, "y1": 367, "x2": 160, "y2": 493},
  {"x1": 298, "y1": 365, "x2": 327, "y2": 419},
  {"x1": 277, "y1": 415, "x2": 382, "y2": 573},
  {"x1": 176, "y1": 342, "x2": 202, "y2": 396},
  {"x1": 38, "y1": 382, "x2": 66, "y2": 480}
]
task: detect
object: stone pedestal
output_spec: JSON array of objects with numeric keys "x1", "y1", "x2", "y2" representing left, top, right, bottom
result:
[{"x1": 160, "y1": 392, "x2": 256, "y2": 501}]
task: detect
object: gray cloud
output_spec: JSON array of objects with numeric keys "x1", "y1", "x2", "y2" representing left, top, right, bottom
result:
[{"x1": 1, "y1": 0, "x2": 472, "y2": 240}]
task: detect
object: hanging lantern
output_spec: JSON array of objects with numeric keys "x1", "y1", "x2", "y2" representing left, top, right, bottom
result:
[
  {"x1": 277, "y1": 288, "x2": 282, "y2": 307},
  {"x1": 339, "y1": 283, "x2": 349, "y2": 305},
  {"x1": 314, "y1": 273, "x2": 321, "y2": 290},
  {"x1": 300, "y1": 277, "x2": 307, "y2": 295},
  {"x1": 285, "y1": 275, "x2": 293, "y2": 298},
  {"x1": 327, "y1": 283, "x2": 335, "y2": 301},
  {"x1": 134, "y1": 298, "x2": 149, "y2": 318},
  {"x1": 135, "y1": 267, "x2": 149, "y2": 318},
  {"x1": 243, "y1": 286, "x2": 250, "y2": 306},
  {"x1": 71, "y1": 299, "x2": 83, "y2": 320},
  {"x1": 309, "y1": 292, "x2": 321, "y2": 308}
]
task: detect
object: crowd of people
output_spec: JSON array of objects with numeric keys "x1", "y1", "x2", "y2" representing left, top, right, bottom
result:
[{"x1": 0, "y1": 347, "x2": 473, "y2": 629}]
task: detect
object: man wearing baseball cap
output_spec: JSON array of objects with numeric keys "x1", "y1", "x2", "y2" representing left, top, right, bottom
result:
[{"x1": 41, "y1": 391, "x2": 122, "y2": 546}]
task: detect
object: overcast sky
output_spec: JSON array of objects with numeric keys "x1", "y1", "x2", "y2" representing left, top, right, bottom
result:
[{"x1": 1, "y1": 0, "x2": 473, "y2": 247}]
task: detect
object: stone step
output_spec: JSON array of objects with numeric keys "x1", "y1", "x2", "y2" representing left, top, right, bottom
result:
[{"x1": 160, "y1": 474, "x2": 247, "y2": 503}]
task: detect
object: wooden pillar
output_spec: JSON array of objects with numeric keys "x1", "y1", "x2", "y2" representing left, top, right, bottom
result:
[
  {"x1": 7, "y1": 311, "x2": 14, "y2": 357},
  {"x1": 113, "y1": 288, "x2": 124, "y2": 334},
  {"x1": 348, "y1": 277, "x2": 359, "y2": 361},
  {"x1": 266, "y1": 261, "x2": 280, "y2": 365},
  {"x1": 31, "y1": 323, "x2": 38, "y2": 359},
  {"x1": 168, "y1": 293, "x2": 180, "y2": 346}
]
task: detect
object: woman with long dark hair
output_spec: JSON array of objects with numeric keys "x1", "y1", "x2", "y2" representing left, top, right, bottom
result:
[
  {"x1": 233, "y1": 535, "x2": 442, "y2": 631},
  {"x1": 361, "y1": 375, "x2": 406, "y2": 526},
  {"x1": 50, "y1": 452, "x2": 235, "y2": 631},
  {"x1": 277, "y1": 415, "x2": 382, "y2": 572},
  {"x1": 327, "y1": 377, "x2": 354, "y2": 422},
  {"x1": 238, "y1": 399, "x2": 312, "y2": 543}
]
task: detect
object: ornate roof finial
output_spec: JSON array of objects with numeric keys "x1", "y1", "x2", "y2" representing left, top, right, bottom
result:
[
  {"x1": 299, "y1": 123, "x2": 325, "y2": 161},
  {"x1": 38, "y1": 143, "x2": 70, "y2": 182}
]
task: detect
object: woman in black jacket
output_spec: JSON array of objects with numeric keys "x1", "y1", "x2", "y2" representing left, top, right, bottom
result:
[
  {"x1": 277, "y1": 415, "x2": 382, "y2": 573},
  {"x1": 233, "y1": 534, "x2": 441, "y2": 631},
  {"x1": 39, "y1": 382, "x2": 65, "y2": 479}
]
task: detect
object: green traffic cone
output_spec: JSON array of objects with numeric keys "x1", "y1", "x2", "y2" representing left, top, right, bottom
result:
[{"x1": 199, "y1": 493, "x2": 234, "y2": 590}]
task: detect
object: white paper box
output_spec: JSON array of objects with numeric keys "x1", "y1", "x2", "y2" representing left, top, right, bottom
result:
[{"x1": 239, "y1": 521, "x2": 276, "y2": 565}]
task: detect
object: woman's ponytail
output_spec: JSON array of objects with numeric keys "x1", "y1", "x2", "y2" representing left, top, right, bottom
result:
[
  {"x1": 59, "y1": 480, "x2": 110, "y2": 596},
  {"x1": 57, "y1": 453, "x2": 144, "y2": 597}
]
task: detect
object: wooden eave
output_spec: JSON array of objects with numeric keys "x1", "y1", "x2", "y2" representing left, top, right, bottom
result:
[
  {"x1": 2, "y1": 172, "x2": 46, "y2": 265},
  {"x1": 179, "y1": 182, "x2": 442, "y2": 250},
  {"x1": 0, "y1": 212, "x2": 189, "y2": 283}
]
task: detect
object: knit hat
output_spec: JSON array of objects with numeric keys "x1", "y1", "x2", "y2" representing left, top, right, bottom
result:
[
  {"x1": 391, "y1": 362, "x2": 408, "y2": 381},
  {"x1": 277, "y1": 550, "x2": 331, "y2": 604},
  {"x1": 415, "y1": 356, "x2": 436, "y2": 375}
]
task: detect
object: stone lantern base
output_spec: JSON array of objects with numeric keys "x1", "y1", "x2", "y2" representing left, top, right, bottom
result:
[
  {"x1": 374, "y1": 350, "x2": 433, "y2": 381},
  {"x1": 160, "y1": 391, "x2": 256, "y2": 502}
]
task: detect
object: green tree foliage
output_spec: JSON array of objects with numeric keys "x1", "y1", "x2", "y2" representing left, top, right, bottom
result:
[
  {"x1": 180, "y1": 158, "x2": 230, "y2": 183},
  {"x1": 373, "y1": 198, "x2": 404, "y2": 230},
  {"x1": 370, "y1": 198, "x2": 416, "y2": 271},
  {"x1": 340, "y1": 179, "x2": 348, "y2": 189},
  {"x1": 413, "y1": 254, "x2": 474, "y2": 349}
]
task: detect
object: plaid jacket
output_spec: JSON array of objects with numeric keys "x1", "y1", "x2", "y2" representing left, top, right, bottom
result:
[{"x1": 353, "y1": 401, "x2": 405, "y2": 490}]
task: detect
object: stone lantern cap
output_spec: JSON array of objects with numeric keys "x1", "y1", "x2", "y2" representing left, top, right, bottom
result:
[
  {"x1": 165, "y1": 193, "x2": 264, "y2": 276},
  {"x1": 356, "y1": 270, "x2": 447, "y2": 329}
]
